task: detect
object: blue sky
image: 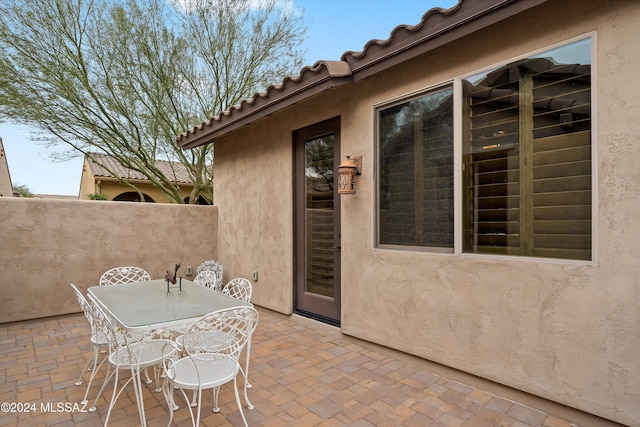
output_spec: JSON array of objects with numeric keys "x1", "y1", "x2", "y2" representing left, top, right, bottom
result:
[{"x1": 1, "y1": 0, "x2": 457, "y2": 195}]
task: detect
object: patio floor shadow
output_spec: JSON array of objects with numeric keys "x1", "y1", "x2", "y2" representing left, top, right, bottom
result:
[{"x1": 0, "y1": 307, "x2": 613, "y2": 426}]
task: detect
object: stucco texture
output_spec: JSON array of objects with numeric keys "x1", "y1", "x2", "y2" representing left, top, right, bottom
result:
[
  {"x1": 0, "y1": 198, "x2": 217, "y2": 323},
  {"x1": 211, "y1": 1, "x2": 640, "y2": 425},
  {"x1": 215, "y1": 127, "x2": 295, "y2": 314}
]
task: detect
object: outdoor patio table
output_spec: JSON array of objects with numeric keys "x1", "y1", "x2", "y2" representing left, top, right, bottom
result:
[
  {"x1": 87, "y1": 279, "x2": 253, "y2": 425},
  {"x1": 88, "y1": 279, "x2": 252, "y2": 333}
]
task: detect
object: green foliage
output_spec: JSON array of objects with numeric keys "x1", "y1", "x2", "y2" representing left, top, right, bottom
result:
[
  {"x1": 0, "y1": 0, "x2": 306, "y2": 203},
  {"x1": 12, "y1": 183, "x2": 34, "y2": 198},
  {"x1": 88, "y1": 193, "x2": 108, "y2": 200}
]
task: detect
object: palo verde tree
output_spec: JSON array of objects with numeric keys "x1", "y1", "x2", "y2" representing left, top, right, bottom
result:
[{"x1": 0, "y1": 0, "x2": 306, "y2": 203}]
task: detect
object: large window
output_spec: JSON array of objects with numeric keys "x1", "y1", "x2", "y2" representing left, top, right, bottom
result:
[
  {"x1": 378, "y1": 85, "x2": 454, "y2": 250},
  {"x1": 377, "y1": 38, "x2": 592, "y2": 261}
]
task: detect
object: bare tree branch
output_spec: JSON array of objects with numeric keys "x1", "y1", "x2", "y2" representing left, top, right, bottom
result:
[{"x1": 0, "y1": 0, "x2": 306, "y2": 203}]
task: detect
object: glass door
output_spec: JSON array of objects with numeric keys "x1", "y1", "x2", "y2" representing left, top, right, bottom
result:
[{"x1": 294, "y1": 117, "x2": 341, "y2": 325}]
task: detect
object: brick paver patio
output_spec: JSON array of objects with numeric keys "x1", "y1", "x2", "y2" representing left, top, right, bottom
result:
[{"x1": 0, "y1": 308, "x2": 612, "y2": 426}]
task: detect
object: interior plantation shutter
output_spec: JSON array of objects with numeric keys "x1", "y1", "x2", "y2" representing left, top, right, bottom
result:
[
  {"x1": 530, "y1": 60, "x2": 592, "y2": 260},
  {"x1": 464, "y1": 57, "x2": 591, "y2": 260}
]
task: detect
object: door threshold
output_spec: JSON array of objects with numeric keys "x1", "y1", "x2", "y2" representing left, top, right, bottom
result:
[{"x1": 295, "y1": 309, "x2": 341, "y2": 327}]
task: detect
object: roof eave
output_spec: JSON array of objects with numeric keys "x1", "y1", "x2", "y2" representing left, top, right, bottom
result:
[
  {"x1": 177, "y1": 0, "x2": 551, "y2": 149},
  {"x1": 94, "y1": 176, "x2": 193, "y2": 186},
  {"x1": 344, "y1": 0, "x2": 550, "y2": 81},
  {"x1": 178, "y1": 60, "x2": 352, "y2": 149},
  {"x1": 179, "y1": 73, "x2": 352, "y2": 150}
]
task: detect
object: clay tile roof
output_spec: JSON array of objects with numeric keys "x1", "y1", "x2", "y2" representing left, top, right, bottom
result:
[
  {"x1": 177, "y1": 0, "x2": 548, "y2": 149},
  {"x1": 178, "y1": 59, "x2": 353, "y2": 149},
  {"x1": 87, "y1": 152, "x2": 192, "y2": 184}
]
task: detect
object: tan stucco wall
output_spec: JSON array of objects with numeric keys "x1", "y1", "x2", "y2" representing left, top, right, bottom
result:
[
  {"x1": 213, "y1": 1, "x2": 640, "y2": 424},
  {"x1": 77, "y1": 159, "x2": 94, "y2": 198},
  {"x1": 0, "y1": 198, "x2": 217, "y2": 323},
  {"x1": 0, "y1": 138, "x2": 12, "y2": 197},
  {"x1": 215, "y1": 133, "x2": 295, "y2": 314}
]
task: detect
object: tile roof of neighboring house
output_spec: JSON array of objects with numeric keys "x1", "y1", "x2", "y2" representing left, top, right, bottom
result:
[
  {"x1": 87, "y1": 153, "x2": 192, "y2": 184},
  {"x1": 177, "y1": 0, "x2": 549, "y2": 149}
]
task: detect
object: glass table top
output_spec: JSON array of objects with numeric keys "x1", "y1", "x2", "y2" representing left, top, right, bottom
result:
[{"x1": 88, "y1": 279, "x2": 252, "y2": 330}]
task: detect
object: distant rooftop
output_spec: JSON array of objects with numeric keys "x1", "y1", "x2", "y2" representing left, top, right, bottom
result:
[
  {"x1": 34, "y1": 194, "x2": 78, "y2": 200},
  {"x1": 86, "y1": 152, "x2": 192, "y2": 184}
]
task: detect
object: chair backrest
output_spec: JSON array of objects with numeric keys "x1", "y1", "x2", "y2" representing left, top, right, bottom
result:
[
  {"x1": 182, "y1": 306, "x2": 259, "y2": 359},
  {"x1": 196, "y1": 260, "x2": 223, "y2": 290},
  {"x1": 194, "y1": 269, "x2": 218, "y2": 290},
  {"x1": 86, "y1": 293, "x2": 144, "y2": 350},
  {"x1": 100, "y1": 266, "x2": 151, "y2": 286},
  {"x1": 222, "y1": 278, "x2": 252, "y2": 302},
  {"x1": 85, "y1": 293, "x2": 118, "y2": 346},
  {"x1": 70, "y1": 283, "x2": 99, "y2": 336}
]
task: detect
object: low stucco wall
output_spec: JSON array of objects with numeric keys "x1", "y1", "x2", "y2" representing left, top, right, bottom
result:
[{"x1": 0, "y1": 198, "x2": 218, "y2": 323}]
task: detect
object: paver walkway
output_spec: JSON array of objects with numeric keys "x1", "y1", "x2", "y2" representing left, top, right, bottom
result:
[{"x1": 0, "y1": 308, "x2": 614, "y2": 426}]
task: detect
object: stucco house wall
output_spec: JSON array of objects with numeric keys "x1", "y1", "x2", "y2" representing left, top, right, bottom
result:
[
  {"x1": 215, "y1": 126, "x2": 296, "y2": 313},
  {"x1": 211, "y1": 1, "x2": 640, "y2": 424}
]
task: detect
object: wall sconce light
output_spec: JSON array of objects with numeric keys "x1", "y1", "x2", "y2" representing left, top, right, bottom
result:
[{"x1": 337, "y1": 156, "x2": 362, "y2": 195}]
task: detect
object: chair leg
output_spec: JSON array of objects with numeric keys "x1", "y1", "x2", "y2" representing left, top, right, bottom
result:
[
  {"x1": 233, "y1": 376, "x2": 248, "y2": 427},
  {"x1": 212, "y1": 386, "x2": 221, "y2": 413},
  {"x1": 100, "y1": 368, "x2": 137, "y2": 427},
  {"x1": 78, "y1": 349, "x2": 98, "y2": 403},
  {"x1": 103, "y1": 367, "x2": 121, "y2": 426},
  {"x1": 189, "y1": 389, "x2": 198, "y2": 407},
  {"x1": 89, "y1": 362, "x2": 115, "y2": 412},
  {"x1": 195, "y1": 388, "x2": 203, "y2": 427},
  {"x1": 144, "y1": 367, "x2": 153, "y2": 384},
  {"x1": 162, "y1": 378, "x2": 179, "y2": 413},
  {"x1": 81, "y1": 345, "x2": 108, "y2": 404},
  {"x1": 244, "y1": 337, "x2": 253, "y2": 389},
  {"x1": 177, "y1": 387, "x2": 199, "y2": 427},
  {"x1": 75, "y1": 347, "x2": 95, "y2": 386},
  {"x1": 103, "y1": 367, "x2": 145, "y2": 427},
  {"x1": 153, "y1": 365, "x2": 163, "y2": 392},
  {"x1": 131, "y1": 366, "x2": 147, "y2": 427},
  {"x1": 241, "y1": 339, "x2": 255, "y2": 412},
  {"x1": 163, "y1": 384, "x2": 175, "y2": 427},
  {"x1": 242, "y1": 373, "x2": 254, "y2": 411}
]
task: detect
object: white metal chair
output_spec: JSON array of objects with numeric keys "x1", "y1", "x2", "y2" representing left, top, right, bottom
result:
[
  {"x1": 222, "y1": 278, "x2": 254, "y2": 390},
  {"x1": 99, "y1": 266, "x2": 151, "y2": 286},
  {"x1": 162, "y1": 306, "x2": 258, "y2": 427},
  {"x1": 99, "y1": 266, "x2": 158, "y2": 387},
  {"x1": 87, "y1": 294, "x2": 176, "y2": 427},
  {"x1": 193, "y1": 269, "x2": 218, "y2": 290},
  {"x1": 175, "y1": 268, "x2": 220, "y2": 409},
  {"x1": 70, "y1": 284, "x2": 110, "y2": 405},
  {"x1": 196, "y1": 260, "x2": 223, "y2": 291},
  {"x1": 222, "y1": 278, "x2": 253, "y2": 302},
  {"x1": 181, "y1": 280, "x2": 252, "y2": 350}
]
